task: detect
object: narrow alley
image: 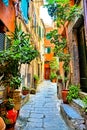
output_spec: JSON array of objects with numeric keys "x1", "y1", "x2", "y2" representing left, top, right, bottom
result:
[{"x1": 15, "y1": 81, "x2": 72, "y2": 130}]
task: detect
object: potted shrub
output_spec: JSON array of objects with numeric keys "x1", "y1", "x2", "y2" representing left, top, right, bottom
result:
[
  {"x1": 33, "y1": 74, "x2": 39, "y2": 88},
  {"x1": 46, "y1": 0, "x2": 81, "y2": 102},
  {"x1": 0, "y1": 24, "x2": 39, "y2": 117},
  {"x1": 22, "y1": 86, "x2": 30, "y2": 95},
  {"x1": 2, "y1": 98, "x2": 17, "y2": 129},
  {"x1": 58, "y1": 75, "x2": 62, "y2": 83},
  {"x1": 67, "y1": 84, "x2": 80, "y2": 103},
  {"x1": 30, "y1": 88, "x2": 36, "y2": 94},
  {"x1": 50, "y1": 72, "x2": 57, "y2": 82},
  {"x1": 0, "y1": 23, "x2": 39, "y2": 95},
  {"x1": 50, "y1": 57, "x2": 59, "y2": 72}
]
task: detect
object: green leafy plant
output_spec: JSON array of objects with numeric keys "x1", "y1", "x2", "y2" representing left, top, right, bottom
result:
[
  {"x1": 45, "y1": 0, "x2": 81, "y2": 89},
  {"x1": 22, "y1": 86, "x2": 30, "y2": 95},
  {"x1": 10, "y1": 76, "x2": 22, "y2": 89},
  {"x1": 82, "y1": 96, "x2": 87, "y2": 113},
  {"x1": 45, "y1": 0, "x2": 81, "y2": 27},
  {"x1": 50, "y1": 72, "x2": 57, "y2": 80},
  {"x1": 50, "y1": 57, "x2": 59, "y2": 71},
  {"x1": 2, "y1": 116, "x2": 12, "y2": 125},
  {"x1": 22, "y1": 86, "x2": 30, "y2": 91},
  {"x1": 4, "y1": 98, "x2": 14, "y2": 111},
  {"x1": 67, "y1": 84, "x2": 80, "y2": 102},
  {"x1": 0, "y1": 23, "x2": 39, "y2": 90},
  {"x1": 33, "y1": 75, "x2": 39, "y2": 81}
]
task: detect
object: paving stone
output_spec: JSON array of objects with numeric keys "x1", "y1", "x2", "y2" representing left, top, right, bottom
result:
[
  {"x1": 25, "y1": 121, "x2": 43, "y2": 128},
  {"x1": 24, "y1": 127, "x2": 44, "y2": 130},
  {"x1": 29, "y1": 113, "x2": 44, "y2": 119},
  {"x1": 15, "y1": 81, "x2": 72, "y2": 130},
  {"x1": 28, "y1": 118, "x2": 43, "y2": 123}
]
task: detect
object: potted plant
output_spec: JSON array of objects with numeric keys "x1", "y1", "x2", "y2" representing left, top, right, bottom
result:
[
  {"x1": 46, "y1": 0, "x2": 81, "y2": 102},
  {"x1": 22, "y1": 86, "x2": 30, "y2": 95},
  {"x1": 33, "y1": 74, "x2": 39, "y2": 88},
  {"x1": 50, "y1": 72, "x2": 57, "y2": 82},
  {"x1": 0, "y1": 23, "x2": 39, "y2": 95},
  {"x1": 2, "y1": 98, "x2": 17, "y2": 129},
  {"x1": 50, "y1": 57, "x2": 59, "y2": 71},
  {"x1": 58, "y1": 75, "x2": 62, "y2": 83},
  {"x1": 67, "y1": 84, "x2": 80, "y2": 103},
  {"x1": 30, "y1": 88, "x2": 36, "y2": 94}
]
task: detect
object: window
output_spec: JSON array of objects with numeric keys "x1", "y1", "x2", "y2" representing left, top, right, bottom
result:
[
  {"x1": 0, "y1": 33, "x2": 5, "y2": 51},
  {"x1": 0, "y1": 33, "x2": 11, "y2": 51},
  {"x1": 45, "y1": 47, "x2": 51, "y2": 54}
]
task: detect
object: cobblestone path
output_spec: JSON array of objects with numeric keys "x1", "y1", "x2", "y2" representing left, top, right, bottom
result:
[{"x1": 15, "y1": 80, "x2": 72, "y2": 130}]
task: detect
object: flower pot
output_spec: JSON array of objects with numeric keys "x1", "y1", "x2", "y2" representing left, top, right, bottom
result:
[
  {"x1": 58, "y1": 79, "x2": 62, "y2": 83},
  {"x1": 6, "y1": 123, "x2": 15, "y2": 130},
  {"x1": 52, "y1": 78, "x2": 56, "y2": 83},
  {"x1": 22, "y1": 90, "x2": 29, "y2": 95},
  {"x1": 62, "y1": 89, "x2": 69, "y2": 103}
]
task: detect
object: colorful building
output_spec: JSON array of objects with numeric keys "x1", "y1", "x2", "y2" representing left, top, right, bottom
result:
[
  {"x1": 66, "y1": 0, "x2": 87, "y2": 92},
  {"x1": 0, "y1": 0, "x2": 45, "y2": 88},
  {"x1": 44, "y1": 25, "x2": 55, "y2": 80}
]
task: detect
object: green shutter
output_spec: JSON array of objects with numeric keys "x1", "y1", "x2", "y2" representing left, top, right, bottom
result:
[
  {"x1": 0, "y1": 33, "x2": 5, "y2": 51},
  {"x1": 47, "y1": 47, "x2": 51, "y2": 53}
]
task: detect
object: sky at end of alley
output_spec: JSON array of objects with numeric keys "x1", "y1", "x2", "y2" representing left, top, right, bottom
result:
[{"x1": 40, "y1": 0, "x2": 53, "y2": 26}]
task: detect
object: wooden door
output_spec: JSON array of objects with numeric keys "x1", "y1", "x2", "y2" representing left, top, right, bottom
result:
[
  {"x1": 44, "y1": 68, "x2": 50, "y2": 80},
  {"x1": 77, "y1": 25, "x2": 87, "y2": 92}
]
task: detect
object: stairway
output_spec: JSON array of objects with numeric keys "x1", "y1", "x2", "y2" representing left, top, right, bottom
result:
[{"x1": 60, "y1": 98, "x2": 87, "y2": 130}]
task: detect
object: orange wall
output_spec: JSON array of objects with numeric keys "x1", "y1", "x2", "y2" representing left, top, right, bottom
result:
[
  {"x1": 44, "y1": 26, "x2": 55, "y2": 79},
  {"x1": 44, "y1": 26, "x2": 55, "y2": 62},
  {"x1": 0, "y1": 0, "x2": 16, "y2": 32},
  {"x1": 44, "y1": 53, "x2": 54, "y2": 61}
]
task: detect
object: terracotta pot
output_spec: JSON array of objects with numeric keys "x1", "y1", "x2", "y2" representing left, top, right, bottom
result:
[
  {"x1": 22, "y1": 90, "x2": 29, "y2": 95},
  {"x1": 6, "y1": 123, "x2": 15, "y2": 130},
  {"x1": 52, "y1": 78, "x2": 56, "y2": 83},
  {"x1": 62, "y1": 89, "x2": 69, "y2": 103},
  {"x1": 58, "y1": 79, "x2": 62, "y2": 83}
]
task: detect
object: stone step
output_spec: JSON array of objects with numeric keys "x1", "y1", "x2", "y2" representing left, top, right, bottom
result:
[
  {"x1": 70, "y1": 98, "x2": 85, "y2": 116},
  {"x1": 60, "y1": 103, "x2": 86, "y2": 130}
]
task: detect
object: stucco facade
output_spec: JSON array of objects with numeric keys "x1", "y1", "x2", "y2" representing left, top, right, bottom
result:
[
  {"x1": 44, "y1": 26, "x2": 55, "y2": 79},
  {"x1": 0, "y1": 0, "x2": 45, "y2": 88}
]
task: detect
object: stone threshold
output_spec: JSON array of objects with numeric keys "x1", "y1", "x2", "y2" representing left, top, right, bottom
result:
[{"x1": 60, "y1": 103, "x2": 86, "y2": 130}]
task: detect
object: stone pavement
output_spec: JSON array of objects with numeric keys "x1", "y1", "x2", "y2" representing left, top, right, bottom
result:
[{"x1": 14, "y1": 80, "x2": 72, "y2": 130}]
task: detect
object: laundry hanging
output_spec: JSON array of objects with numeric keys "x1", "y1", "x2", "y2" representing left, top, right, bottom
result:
[
  {"x1": 2, "y1": 0, "x2": 9, "y2": 6},
  {"x1": 20, "y1": 0, "x2": 30, "y2": 23}
]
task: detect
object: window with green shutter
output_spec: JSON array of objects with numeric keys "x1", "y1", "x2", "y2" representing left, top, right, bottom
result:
[
  {"x1": 45, "y1": 47, "x2": 51, "y2": 54},
  {"x1": 47, "y1": 47, "x2": 51, "y2": 53},
  {"x1": 0, "y1": 33, "x2": 5, "y2": 51}
]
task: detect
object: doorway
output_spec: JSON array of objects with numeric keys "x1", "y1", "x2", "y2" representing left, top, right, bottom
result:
[
  {"x1": 44, "y1": 68, "x2": 50, "y2": 80},
  {"x1": 77, "y1": 25, "x2": 87, "y2": 92}
]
